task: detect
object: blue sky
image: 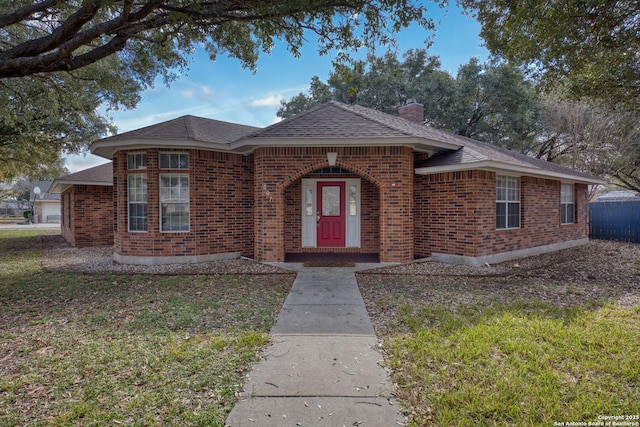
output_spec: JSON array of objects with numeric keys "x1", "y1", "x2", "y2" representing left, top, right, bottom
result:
[{"x1": 67, "y1": 2, "x2": 488, "y2": 172}]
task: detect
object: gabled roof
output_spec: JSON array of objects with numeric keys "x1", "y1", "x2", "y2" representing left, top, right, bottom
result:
[
  {"x1": 88, "y1": 101, "x2": 605, "y2": 185},
  {"x1": 49, "y1": 162, "x2": 113, "y2": 194}
]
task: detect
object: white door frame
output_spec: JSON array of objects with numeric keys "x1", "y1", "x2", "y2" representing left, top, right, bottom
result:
[{"x1": 301, "y1": 178, "x2": 361, "y2": 248}]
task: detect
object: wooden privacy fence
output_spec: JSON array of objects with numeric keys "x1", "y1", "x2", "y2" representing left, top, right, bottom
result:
[{"x1": 589, "y1": 200, "x2": 640, "y2": 243}]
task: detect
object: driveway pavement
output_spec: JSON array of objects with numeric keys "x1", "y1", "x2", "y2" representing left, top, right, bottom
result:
[{"x1": 225, "y1": 264, "x2": 404, "y2": 427}]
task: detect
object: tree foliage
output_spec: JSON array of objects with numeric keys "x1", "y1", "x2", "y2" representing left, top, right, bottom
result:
[
  {"x1": 0, "y1": 67, "x2": 119, "y2": 181},
  {"x1": 0, "y1": 0, "x2": 439, "y2": 180},
  {"x1": 0, "y1": 0, "x2": 438, "y2": 79},
  {"x1": 534, "y1": 96, "x2": 640, "y2": 192},
  {"x1": 278, "y1": 49, "x2": 640, "y2": 191},
  {"x1": 459, "y1": 0, "x2": 640, "y2": 111},
  {"x1": 278, "y1": 50, "x2": 540, "y2": 153}
]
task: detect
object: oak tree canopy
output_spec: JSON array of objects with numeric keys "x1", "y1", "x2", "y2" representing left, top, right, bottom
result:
[{"x1": 0, "y1": 0, "x2": 437, "y2": 179}]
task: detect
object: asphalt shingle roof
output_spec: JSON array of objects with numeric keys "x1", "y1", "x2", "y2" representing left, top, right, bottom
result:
[
  {"x1": 103, "y1": 115, "x2": 260, "y2": 144},
  {"x1": 88, "y1": 101, "x2": 603, "y2": 183},
  {"x1": 50, "y1": 162, "x2": 113, "y2": 193},
  {"x1": 57, "y1": 162, "x2": 113, "y2": 184},
  {"x1": 416, "y1": 133, "x2": 602, "y2": 182},
  {"x1": 250, "y1": 101, "x2": 465, "y2": 145},
  {"x1": 31, "y1": 181, "x2": 59, "y2": 201}
]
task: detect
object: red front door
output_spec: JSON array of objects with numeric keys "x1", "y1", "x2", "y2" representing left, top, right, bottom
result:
[{"x1": 317, "y1": 182, "x2": 345, "y2": 247}]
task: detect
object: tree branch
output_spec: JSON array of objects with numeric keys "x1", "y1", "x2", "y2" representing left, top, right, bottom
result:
[
  {"x1": 0, "y1": 0, "x2": 58, "y2": 28},
  {"x1": 0, "y1": 0, "x2": 104, "y2": 60}
]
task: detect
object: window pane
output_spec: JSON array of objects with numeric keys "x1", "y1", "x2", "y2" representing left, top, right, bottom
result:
[
  {"x1": 496, "y1": 203, "x2": 506, "y2": 229},
  {"x1": 305, "y1": 186, "x2": 313, "y2": 216},
  {"x1": 562, "y1": 203, "x2": 575, "y2": 224},
  {"x1": 567, "y1": 204, "x2": 575, "y2": 223},
  {"x1": 161, "y1": 203, "x2": 189, "y2": 231},
  {"x1": 160, "y1": 153, "x2": 188, "y2": 169},
  {"x1": 322, "y1": 186, "x2": 341, "y2": 216},
  {"x1": 128, "y1": 174, "x2": 147, "y2": 231},
  {"x1": 349, "y1": 185, "x2": 357, "y2": 216},
  {"x1": 561, "y1": 183, "x2": 574, "y2": 203},
  {"x1": 160, "y1": 154, "x2": 170, "y2": 169},
  {"x1": 160, "y1": 173, "x2": 189, "y2": 231},
  {"x1": 508, "y1": 202, "x2": 520, "y2": 228},
  {"x1": 127, "y1": 153, "x2": 147, "y2": 170}
]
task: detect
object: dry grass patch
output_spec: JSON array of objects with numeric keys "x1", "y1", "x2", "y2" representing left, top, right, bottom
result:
[
  {"x1": 0, "y1": 230, "x2": 295, "y2": 426},
  {"x1": 358, "y1": 241, "x2": 640, "y2": 426}
]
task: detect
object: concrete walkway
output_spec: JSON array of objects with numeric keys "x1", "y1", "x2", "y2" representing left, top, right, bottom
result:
[
  {"x1": 225, "y1": 264, "x2": 404, "y2": 427},
  {"x1": 0, "y1": 223, "x2": 60, "y2": 230}
]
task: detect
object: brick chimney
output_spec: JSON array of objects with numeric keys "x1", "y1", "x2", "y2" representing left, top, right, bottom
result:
[{"x1": 398, "y1": 98, "x2": 424, "y2": 125}]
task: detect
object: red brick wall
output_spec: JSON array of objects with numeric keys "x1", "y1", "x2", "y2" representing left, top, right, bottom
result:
[
  {"x1": 414, "y1": 170, "x2": 589, "y2": 258},
  {"x1": 61, "y1": 185, "x2": 114, "y2": 248},
  {"x1": 283, "y1": 173, "x2": 380, "y2": 254},
  {"x1": 60, "y1": 189, "x2": 75, "y2": 247},
  {"x1": 113, "y1": 149, "x2": 254, "y2": 259},
  {"x1": 254, "y1": 146, "x2": 413, "y2": 262}
]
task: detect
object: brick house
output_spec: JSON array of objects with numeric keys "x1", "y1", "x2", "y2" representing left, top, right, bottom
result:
[
  {"x1": 49, "y1": 162, "x2": 114, "y2": 248},
  {"x1": 53, "y1": 101, "x2": 604, "y2": 266}
]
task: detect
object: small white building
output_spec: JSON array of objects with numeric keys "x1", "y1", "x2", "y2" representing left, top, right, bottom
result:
[{"x1": 31, "y1": 181, "x2": 61, "y2": 223}]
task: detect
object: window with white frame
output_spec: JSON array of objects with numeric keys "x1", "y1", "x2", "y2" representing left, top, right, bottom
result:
[
  {"x1": 496, "y1": 175, "x2": 520, "y2": 229},
  {"x1": 561, "y1": 183, "x2": 575, "y2": 224},
  {"x1": 160, "y1": 174, "x2": 189, "y2": 231},
  {"x1": 159, "y1": 152, "x2": 188, "y2": 169},
  {"x1": 127, "y1": 153, "x2": 147, "y2": 170},
  {"x1": 128, "y1": 174, "x2": 147, "y2": 231}
]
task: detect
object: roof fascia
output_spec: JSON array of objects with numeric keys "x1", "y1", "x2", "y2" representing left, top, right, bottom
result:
[
  {"x1": 49, "y1": 180, "x2": 113, "y2": 194},
  {"x1": 415, "y1": 160, "x2": 608, "y2": 185},
  {"x1": 90, "y1": 138, "x2": 235, "y2": 159},
  {"x1": 48, "y1": 182, "x2": 69, "y2": 194},
  {"x1": 239, "y1": 136, "x2": 461, "y2": 153},
  {"x1": 90, "y1": 136, "x2": 462, "y2": 158}
]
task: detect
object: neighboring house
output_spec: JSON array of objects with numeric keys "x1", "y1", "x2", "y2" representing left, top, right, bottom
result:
[
  {"x1": 54, "y1": 101, "x2": 605, "y2": 266},
  {"x1": 49, "y1": 163, "x2": 113, "y2": 247},
  {"x1": 30, "y1": 181, "x2": 61, "y2": 223},
  {"x1": 594, "y1": 190, "x2": 640, "y2": 202}
]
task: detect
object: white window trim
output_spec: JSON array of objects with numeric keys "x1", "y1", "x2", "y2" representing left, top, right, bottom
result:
[
  {"x1": 127, "y1": 174, "x2": 147, "y2": 233},
  {"x1": 159, "y1": 173, "x2": 190, "y2": 233},
  {"x1": 561, "y1": 182, "x2": 576, "y2": 225},
  {"x1": 496, "y1": 175, "x2": 521, "y2": 230},
  {"x1": 127, "y1": 153, "x2": 147, "y2": 170},
  {"x1": 159, "y1": 152, "x2": 189, "y2": 170}
]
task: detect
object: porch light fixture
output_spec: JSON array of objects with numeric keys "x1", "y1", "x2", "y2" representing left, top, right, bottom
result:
[{"x1": 327, "y1": 152, "x2": 338, "y2": 166}]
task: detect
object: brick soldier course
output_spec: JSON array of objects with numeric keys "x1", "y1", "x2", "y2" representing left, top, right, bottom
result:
[{"x1": 52, "y1": 101, "x2": 605, "y2": 266}]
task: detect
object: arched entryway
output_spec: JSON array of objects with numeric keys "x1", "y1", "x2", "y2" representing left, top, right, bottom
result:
[
  {"x1": 253, "y1": 146, "x2": 414, "y2": 263},
  {"x1": 283, "y1": 166, "x2": 380, "y2": 262}
]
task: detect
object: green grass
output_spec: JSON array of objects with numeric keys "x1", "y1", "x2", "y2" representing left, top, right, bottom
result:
[
  {"x1": 386, "y1": 303, "x2": 640, "y2": 426},
  {"x1": 0, "y1": 230, "x2": 294, "y2": 426}
]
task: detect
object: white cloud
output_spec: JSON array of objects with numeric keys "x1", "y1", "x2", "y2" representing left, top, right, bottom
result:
[
  {"x1": 181, "y1": 89, "x2": 195, "y2": 99},
  {"x1": 248, "y1": 94, "x2": 282, "y2": 108},
  {"x1": 179, "y1": 83, "x2": 215, "y2": 102}
]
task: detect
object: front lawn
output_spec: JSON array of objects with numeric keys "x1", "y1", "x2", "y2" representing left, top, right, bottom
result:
[
  {"x1": 0, "y1": 230, "x2": 294, "y2": 426},
  {"x1": 358, "y1": 242, "x2": 640, "y2": 426}
]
